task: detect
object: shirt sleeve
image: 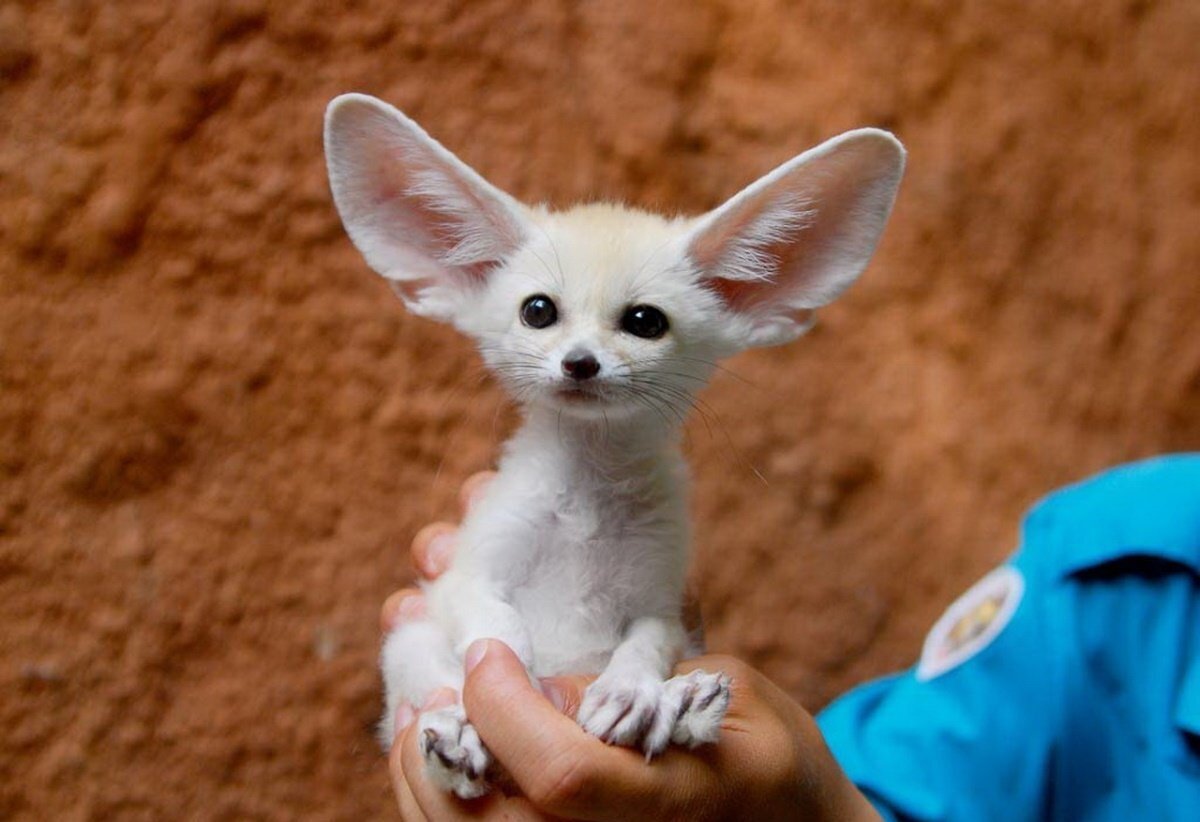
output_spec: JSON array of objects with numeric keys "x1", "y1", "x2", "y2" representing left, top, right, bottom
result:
[{"x1": 816, "y1": 559, "x2": 1060, "y2": 822}]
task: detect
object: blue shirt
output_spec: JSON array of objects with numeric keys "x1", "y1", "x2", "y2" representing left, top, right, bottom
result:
[{"x1": 818, "y1": 454, "x2": 1200, "y2": 821}]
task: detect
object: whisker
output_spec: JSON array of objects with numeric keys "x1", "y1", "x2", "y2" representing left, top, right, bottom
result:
[
  {"x1": 623, "y1": 386, "x2": 677, "y2": 429},
  {"x1": 628, "y1": 236, "x2": 684, "y2": 296},
  {"x1": 662, "y1": 355, "x2": 762, "y2": 390},
  {"x1": 619, "y1": 377, "x2": 768, "y2": 487},
  {"x1": 533, "y1": 223, "x2": 567, "y2": 291},
  {"x1": 525, "y1": 246, "x2": 563, "y2": 293}
]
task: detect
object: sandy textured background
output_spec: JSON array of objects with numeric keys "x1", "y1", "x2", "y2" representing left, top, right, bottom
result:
[{"x1": 2, "y1": 0, "x2": 1198, "y2": 818}]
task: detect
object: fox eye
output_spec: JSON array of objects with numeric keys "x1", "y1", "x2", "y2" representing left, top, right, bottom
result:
[
  {"x1": 520, "y1": 294, "x2": 558, "y2": 329},
  {"x1": 620, "y1": 305, "x2": 669, "y2": 339}
]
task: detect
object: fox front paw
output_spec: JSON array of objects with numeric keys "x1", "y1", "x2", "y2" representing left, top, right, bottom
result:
[
  {"x1": 418, "y1": 704, "x2": 492, "y2": 799},
  {"x1": 664, "y1": 669, "x2": 731, "y2": 748},
  {"x1": 578, "y1": 673, "x2": 670, "y2": 754},
  {"x1": 577, "y1": 668, "x2": 731, "y2": 758}
]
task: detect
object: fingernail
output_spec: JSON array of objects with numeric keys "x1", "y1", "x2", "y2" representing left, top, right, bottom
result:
[
  {"x1": 465, "y1": 639, "x2": 489, "y2": 673},
  {"x1": 427, "y1": 535, "x2": 453, "y2": 575},
  {"x1": 540, "y1": 679, "x2": 567, "y2": 713},
  {"x1": 394, "y1": 703, "x2": 414, "y2": 734},
  {"x1": 422, "y1": 688, "x2": 457, "y2": 711},
  {"x1": 396, "y1": 595, "x2": 425, "y2": 622}
]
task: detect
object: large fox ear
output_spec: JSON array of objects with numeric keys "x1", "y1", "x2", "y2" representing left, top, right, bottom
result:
[
  {"x1": 324, "y1": 94, "x2": 531, "y2": 320},
  {"x1": 687, "y1": 129, "x2": 905, "y2": 348}
]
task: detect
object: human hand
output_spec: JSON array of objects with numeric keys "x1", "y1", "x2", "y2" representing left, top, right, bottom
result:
[
  {"x1": 391, "y1": 640, "x2": 878, "y2": 820},
  {"x1": 381, "y1": 473, "x2": 879, "y2": 821}
]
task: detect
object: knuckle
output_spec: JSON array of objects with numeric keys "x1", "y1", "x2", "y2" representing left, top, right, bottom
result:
[
  {"x1": 460, "y1": 471, "x2": 496, "y2": 510},
  {"x1": 412, "y1": 522, "x2": 454, "y2": 547},
  {"x1": 700, "y1": 654, "x2": 752, "y2": 681},
  {"x1": 411, "y1": 523, "x2": 456, "y2": 575},
  {"x1": 384, "y1": 588, "x2": 417, "y2": 609},
  {"x1": 467, "y1": 470, "x2": 498, "y2": 487},
  {"x1": 380, "y1": 589, "x2": 423, "y2": 631}
]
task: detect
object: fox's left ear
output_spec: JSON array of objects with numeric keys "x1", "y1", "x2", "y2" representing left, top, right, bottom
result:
[
  {"x1": 686, "y1": 129, "x2": 905, "y2": 348},
  {"x1": 324, "y1": 94, "x2": 532, "y2": 322}
]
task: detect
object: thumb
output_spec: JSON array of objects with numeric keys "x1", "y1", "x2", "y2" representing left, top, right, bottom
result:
[
  {"x1": 461, "y1": 640, "x2": 595, "y2": 795},
  {"x1": 463, "y1": 641, "x2": 703, "y2": 820}
]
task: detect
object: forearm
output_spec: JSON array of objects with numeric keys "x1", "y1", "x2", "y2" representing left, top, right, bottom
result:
[{"x1": 604, "y1": 615, "x2": 686, "y2": 678}]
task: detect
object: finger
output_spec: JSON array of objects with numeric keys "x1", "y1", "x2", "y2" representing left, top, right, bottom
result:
[
  {"x1": 395, "y1": 711, "x2": 543, "y2": 821},
  {"x1": 536, "y1": 674, "x2": 593, "y2": 718},
  {"x1": 458, "y1": 471, "x2": 498, "y2": 514},
  {"x1": 398, "y1": 729, "x2": 484, "y2": 820},
  {"x1": 421, "y1": 687, "x2": 458, "y2": 711},
  {"x1": 394, "y1": 703, "x2": 416, "y2": 736},
  {"x1": 463, "y1": 640, "x2": 701, "y2": 820},
  {"x1": 381, "y1": 589, "x2": 426, "y2": 633},
  {"x1": 673, "y1": 653, "x2": 736, "y2": 675},
  {"x1": 672, "y1": 654, "x2": 788, "y2": 720},
  {"x1": 390, "y1": 726, "x2": 430, "y2": 821},
  {"x1": 412, "y1": 522, "x2": 457, "y2": 580},
  {"x1": 395, "y1": 779, "x2": 426, "y2": 822}
]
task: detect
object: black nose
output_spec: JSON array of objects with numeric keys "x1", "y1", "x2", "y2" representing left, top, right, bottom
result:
[{"x1": 562, "y1": 351, "x2": 600, "y2": 381}]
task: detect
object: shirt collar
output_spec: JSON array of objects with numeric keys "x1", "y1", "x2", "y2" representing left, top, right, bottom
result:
[{"x1": 1023, "y1": 454, "x2": 1200, "y2": 578}]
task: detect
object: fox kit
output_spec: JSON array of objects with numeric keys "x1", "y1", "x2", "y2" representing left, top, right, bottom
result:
[{"x1": 324, "y1": 93, "x2": 904, "y2": 798}]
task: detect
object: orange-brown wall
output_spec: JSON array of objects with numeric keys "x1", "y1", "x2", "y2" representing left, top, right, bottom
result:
[{"x1": 2, "y1": 1, "x2": 1197, "y2": 817}]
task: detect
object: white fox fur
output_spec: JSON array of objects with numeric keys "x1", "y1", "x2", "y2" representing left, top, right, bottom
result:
[{"x1": 324, "y1": 93, "x2": 905, "y2": 798}]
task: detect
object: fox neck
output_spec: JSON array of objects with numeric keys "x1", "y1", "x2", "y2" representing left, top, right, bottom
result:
[{"x1": 515, "y1": 401, "x2": 684, "y2": 479}]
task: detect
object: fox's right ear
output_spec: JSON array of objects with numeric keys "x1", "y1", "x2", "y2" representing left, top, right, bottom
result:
[
  {"x1": 324, "y1": 94, "x2": 531, "y2": 321},
  {"x1": 686, "y1": 129, "x2": 905, "y2": 349}
]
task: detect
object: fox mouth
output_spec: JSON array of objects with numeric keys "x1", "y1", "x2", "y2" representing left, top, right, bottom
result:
[
  {"x1": 555, "y1": 385, "x2": 601, "y2": 402},
  {"x1": 552, "y1": 380, "x2": 613, "y2": 405}
]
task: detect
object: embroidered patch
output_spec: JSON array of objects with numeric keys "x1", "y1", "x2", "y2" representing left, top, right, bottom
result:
[{"x1": 916, "y1": 566, "x2": 1024, "y2": 681}]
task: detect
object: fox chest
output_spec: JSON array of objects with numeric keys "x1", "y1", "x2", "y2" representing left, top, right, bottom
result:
[{"x1": 509, "y1": 502, "x2": 686, "y2": 675}]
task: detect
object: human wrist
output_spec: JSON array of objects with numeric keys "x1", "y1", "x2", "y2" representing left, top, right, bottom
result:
[
  {"x1": 824, "y1": 776, "x2": 881, "y2": 821},
  {"x1": 783, "y1": 710, "x2": 881, "y2": 822},
  {"x1": 808, "y1": 747, "x2": 881, "y2": 822}
]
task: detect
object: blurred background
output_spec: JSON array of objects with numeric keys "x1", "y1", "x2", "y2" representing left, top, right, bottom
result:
[{"x1": 2, "y1": 0, "x2": 1197, "y2": 817}]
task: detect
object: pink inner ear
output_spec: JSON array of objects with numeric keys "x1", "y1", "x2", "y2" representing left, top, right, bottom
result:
[
  {"x1": 328, "y1": 96, "x2": 538, "y2": 312},
  {"x1": 706, "y1": 276, "x2": 760, "y2": 310},
  {"x1": 689, "y1": 206, "x2": 753, "y2": 276},
  {"x1": 686, "y1": 130, "x2": 903, "y2": 320},
  {"x1": 363, "y1": 147, "x2": 501, "y2": 287},
  {"x1": 457, "y1": 260, "x2": 498, "y2": 283},
  {"x1": 690, "y1": 203, "x2": 765, "y2": 310},
  {"x1": 690, "y1": 189, "x2": 801, "y2": 313}
]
